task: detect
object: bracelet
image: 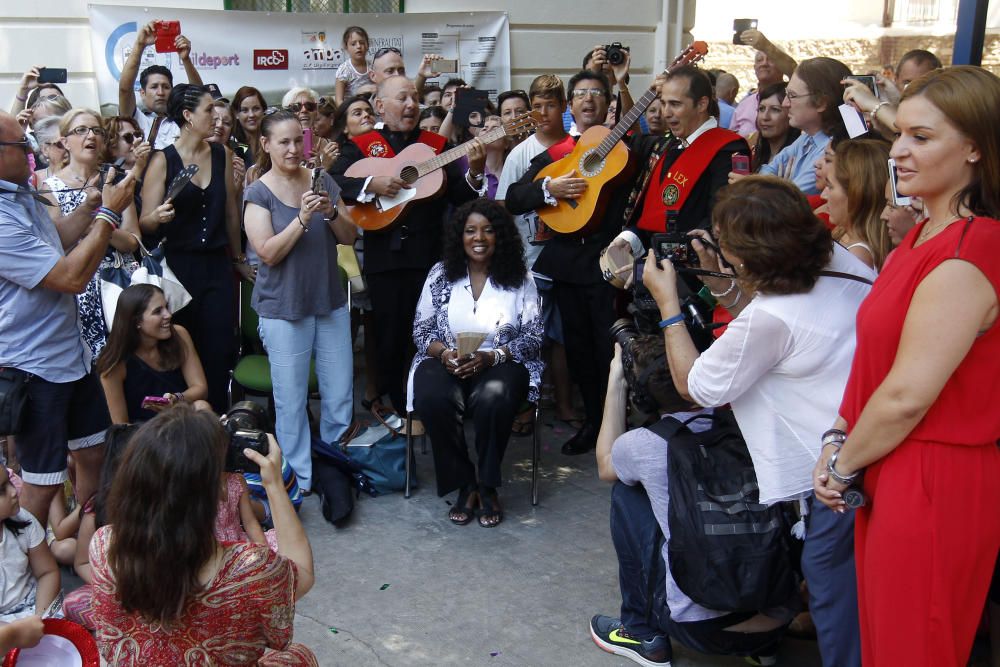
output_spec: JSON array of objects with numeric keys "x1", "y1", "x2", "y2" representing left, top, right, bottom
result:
[
  {"x1": 15, "y1": 93, "x2": 27, "y2": 102},
  {"x1": 821, "y1": 428, "x2": 847, "y2": 449},
  {"x1": 658, "y1": 313, "x2": 685, "y2": 329},
  {"x1": 826, "y1": 449, "x2": 860, "y2": 485},
  {"x1": 296, "y1": 216, "x2": 308, "y2": 232},
  {"x1": 870, "y1": 100, "x2": 892, "y2": 121},
  {"x1": 95, "y1": 206, "x2": 123, "y2": 226},
  {"x1": 709, "y1": 279, "x2": 736, "y2": 298},
  {"x1": 721, "y1": 288, "x2": 742, "y2": 310},
  {"x1": 94, "y1": 213, "x2": 119, "y2": 230}
]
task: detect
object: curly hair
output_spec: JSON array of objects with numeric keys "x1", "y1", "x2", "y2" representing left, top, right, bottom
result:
[
  {"x1": 442, "y1": 199, "x2": 527, "y2": 290},
  {"x1": 713, "y1": 176, "x2": 833, "y2": 295}
]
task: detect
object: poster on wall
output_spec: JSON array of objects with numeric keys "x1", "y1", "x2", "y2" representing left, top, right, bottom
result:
[{"x1": 87, "y1": 4, "x2": 510, "y2": 107}]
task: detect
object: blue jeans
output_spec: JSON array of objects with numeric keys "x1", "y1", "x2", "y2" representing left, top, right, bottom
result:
[{"x1": 259, "y1": 305, "x2": 353, "y2": 491}]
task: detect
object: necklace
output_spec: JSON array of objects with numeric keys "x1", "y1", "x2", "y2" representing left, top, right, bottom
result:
[{"x1": 916, "y1": 216, "x2": 966, "y2": 244}]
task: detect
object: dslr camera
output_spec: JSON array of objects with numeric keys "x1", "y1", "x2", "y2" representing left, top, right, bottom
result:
[
  {"x1": 220, "y1": 401, "x2": 271, "y2": 473},
  {"x1": 609, "y1": 318, "x2": 661, "y2": 414},
  {"x1": 604, "y1": 42, "x2": 630, "y2": 66}
]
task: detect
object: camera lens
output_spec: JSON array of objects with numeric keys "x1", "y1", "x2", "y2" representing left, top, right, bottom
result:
[
  {"x1": 607, "y1": 50, "x2": 624, "y2": 66},
  {"x1": 610, "y1": 318, "x2": 637, "y2": 350}
]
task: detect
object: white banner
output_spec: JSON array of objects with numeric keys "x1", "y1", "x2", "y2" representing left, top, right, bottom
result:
[{"x1": 87, "y1": 5, "x2": 510, "y2": 108}]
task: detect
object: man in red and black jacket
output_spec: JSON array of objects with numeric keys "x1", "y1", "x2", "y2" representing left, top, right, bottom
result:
[
  {"x1": 330, "y1": 75, "x2": 486, "y2": 416},
  {"x1": 505, "y1": 67, "x2": 668, "y2": 455}
]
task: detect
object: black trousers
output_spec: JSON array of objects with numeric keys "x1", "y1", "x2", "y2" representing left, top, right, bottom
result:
[
  {"x1": 553, "y1": 280, "x2": 617, "y2": 429},
  {"x1": 612, "y1": 482, "x2": 788, "y2": 655},
  {"x1": 167, "y1": 249, "x2": 236, "y2": 412},
  {"x1": 366, "y1": 268, "x2": 428, "y2": 414},
  {"x1": 413, "y1": 358, "x2": 529, "y2": 496}
]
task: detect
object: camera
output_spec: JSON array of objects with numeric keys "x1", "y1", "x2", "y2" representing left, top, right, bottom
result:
[
  {"x1": 604, "y1": 42, "x2": 630, "y2": 67},
  {"x1": 610, "y1": 318, "x2": 661, "y2": 414},
  {"x1": 220, "y1": 401, "x2": 271, "y2": 473}
]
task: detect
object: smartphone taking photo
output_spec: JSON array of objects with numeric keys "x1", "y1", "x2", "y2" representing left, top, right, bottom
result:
[
  {"x1": 732, "y1": 18, "x2": 758, "y2": 45},
  {"x1": 888, "y1": 158, "x2": 911, "y2": 206}
]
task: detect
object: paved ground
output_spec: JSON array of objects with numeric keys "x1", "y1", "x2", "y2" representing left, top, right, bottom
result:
[{"x1": 291, "y1": 409, "x2": 824, "y2": 666}]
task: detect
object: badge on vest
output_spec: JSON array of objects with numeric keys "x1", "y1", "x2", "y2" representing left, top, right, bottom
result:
[
  {"x1": 368, "y1": 141, "x2": 388, "y2": 157},
  {"x1": 662, "y1": 184, "x2": 680, "y2": 206}
]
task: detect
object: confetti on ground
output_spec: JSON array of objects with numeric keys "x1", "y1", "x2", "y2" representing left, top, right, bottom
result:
[
  {"x1": 329, "y1": 627, "x2": 338, "y2": 634},
  {"x1": 490, "y1": 650, "x2": 501, "y2": 657},
  {"x1": 379, "y1": 583, "x2": 390, "y2": 590}
]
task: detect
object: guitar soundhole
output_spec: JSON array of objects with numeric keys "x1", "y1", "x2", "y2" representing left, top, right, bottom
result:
[
  {"x1": 579, "y1": 150, "x2": 605, "y2": 177},
  {"x1": 399, "y1": 165, "x2": 419, "y2": 184}
]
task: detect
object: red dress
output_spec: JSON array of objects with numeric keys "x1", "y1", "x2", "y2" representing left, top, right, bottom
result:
[
  {"x1": 840, "y1": 217, "x2": 1000, "y2": 666},
  {"x1": 89, "y1": 526, "x2": 317, "y2": 666}
]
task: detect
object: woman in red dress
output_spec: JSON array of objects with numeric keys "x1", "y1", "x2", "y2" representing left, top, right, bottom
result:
[
  {"x1": 814, "y1": 66, "x2": 1000, "y2": 666},
  {"x1": 88, "y1": 406, "x2": 317, "y2": 666}
]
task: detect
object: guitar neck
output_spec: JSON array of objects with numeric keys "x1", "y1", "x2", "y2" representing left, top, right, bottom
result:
[
  {"x1": 416, "y1": 127, "x2": 506, "y2": 178},
  {"x1": 596, "y1": 87, "x2": 658, "y2": 159}
]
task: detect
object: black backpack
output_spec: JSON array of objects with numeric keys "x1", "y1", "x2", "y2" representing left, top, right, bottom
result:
[{"x1": 647, "y1": 410, "x2": 798, "y2": 613}]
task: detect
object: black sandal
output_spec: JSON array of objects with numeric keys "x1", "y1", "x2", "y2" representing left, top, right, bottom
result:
[
  {"x1": 478, "y1": 486, "x2": 503, "y2": 528},
  {"x1": 449, "y1": 486, "x2": 479, "y2": 526}
]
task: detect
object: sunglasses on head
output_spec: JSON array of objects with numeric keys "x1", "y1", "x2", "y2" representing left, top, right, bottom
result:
[
  {"x1": 373, "y1": 46, "x2": 402, "y2": 59},
  {"x1": 287, "y1": 101, "x2": 318, "y2": 113}
]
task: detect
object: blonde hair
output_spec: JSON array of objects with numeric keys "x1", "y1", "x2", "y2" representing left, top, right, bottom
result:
[
  {"x1": 833, "y1": 139, "x2": 893, "y2": 270},
  {"x1": 58, "y1": 108, "x2": 103, "y2": 138},
  {"x1": 528, "y1": 74, "x2": 565, "y2": 106},
  {"x1": 281, "y1": 87, "x2": 319, "y2": 108}
]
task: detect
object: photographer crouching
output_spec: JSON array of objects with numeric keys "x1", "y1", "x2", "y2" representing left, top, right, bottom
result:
[
  {"x1": 637, "y1": 176, "x2": 874, "y2": 666},
  {"x1": 591, "y1": 329, "x2": 797, "y2": 666}
]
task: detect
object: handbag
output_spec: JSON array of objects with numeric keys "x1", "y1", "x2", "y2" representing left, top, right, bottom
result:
[
  {"x1": 340, "y1": 422, "x2": 415, "y2": 495},
  {"x1": 129, "y1": 237, "x2": 192, "y2": 315},
  {"x1": 337, "y1": 244, "x2": 367, "y2": 295},
  {"x1": 0, "y1": 368, "x2": 31, "y2": 435},
  {"x1": 98, "y1": 249, "x2": 140, "y2": 327}
]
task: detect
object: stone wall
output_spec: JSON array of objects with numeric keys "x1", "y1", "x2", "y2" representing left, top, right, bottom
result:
[{"x1": 704, "y1": 32, "x2": 1000, "y2": 96}]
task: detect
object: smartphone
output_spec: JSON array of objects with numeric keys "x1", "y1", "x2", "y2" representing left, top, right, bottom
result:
[
  {"x1": 731, "y1": 153, "x2": 750, "y2": 175},
  {"x1": 302, "y1": 127, "x2": 313, "y2": 158},
  {"x1": 436, "y1": 59, "x2": 458, "y2": 74},
  {"x1": 142, "y1": 395, "x2": 171, "y2": 408},
  {"x1": 205, "y1": 83, "x2": 223, "y2": 101},
  {"x1": 847, "y1": 74, "x2": 879, "y2": 99},
  {"x1": 38, "y1": 68, "x2": 67, "y2": 84},
  {"x1": 733, "y1": 18, "x2": 758, "y2": 45},
  {"x1": 887, "y1": 158, "x2": 911, "y2": 206},
  {"x1": 154, "y1": 20, "x2": 181, "y2": 54},
  {"x1": 311, "y1": 167, "x2": 326, "y2": 195}
]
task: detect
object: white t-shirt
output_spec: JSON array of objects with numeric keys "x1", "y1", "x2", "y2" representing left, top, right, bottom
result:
[
  {"x1": 336, "y1": 61, "x2": 373, "y2": 97},
  {"x1": 132, "y1": 107, "x2": 180, "y2": 150},
  {"x1": 496, "y1": 134, "x2": 547, "y2": 269},
  {"x1": 0, "y1": 508, "x2": 45, "y2": 619},
  {"x1": 687, "y1": 244, "x2": 875, "y2": 504}
]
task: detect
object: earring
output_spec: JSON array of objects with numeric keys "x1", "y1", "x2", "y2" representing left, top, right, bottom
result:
[{"x1": 969, "y1": 157, "x2": 978, "y2": 163}]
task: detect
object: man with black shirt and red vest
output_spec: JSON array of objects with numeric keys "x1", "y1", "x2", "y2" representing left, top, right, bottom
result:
[
  {"x1": 505, "y1": 63, "x2": 669, "y2": 455},
  {"x1": 609, "y1": 66, "x2": 748, "y2": 260},
  {"x1": 330, "y1": 75, "x2": 486, "y2": 416}
]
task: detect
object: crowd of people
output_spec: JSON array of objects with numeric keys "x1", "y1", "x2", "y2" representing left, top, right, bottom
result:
[{"x1": 0, "y1": 14, "x2": 997, "y2": 667}]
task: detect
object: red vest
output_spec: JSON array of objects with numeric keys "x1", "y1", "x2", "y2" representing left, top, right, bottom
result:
[
  {"x1": 350, "y1": 129, "x2": 447, "y2": 158},
  {"x1": 637, "y1": 127, "x2": 741, "y2": 232}
]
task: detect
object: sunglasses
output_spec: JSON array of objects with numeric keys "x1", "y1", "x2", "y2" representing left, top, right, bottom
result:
[
  {"x1": 373, "y1": 47, "x2": 402, "y2": 59},
  {"x1": 287, "y1": 102, "x2": 318, "y2": 113},
  {"x1": 120, "y1": 131, "x2": 143, "y2": 144},
  {"x1": 0, "y1": 137, "x2": 31, "y2": 151},
  {"x1": 67, "y1": 126, "x2": 107, "y2": 139}
]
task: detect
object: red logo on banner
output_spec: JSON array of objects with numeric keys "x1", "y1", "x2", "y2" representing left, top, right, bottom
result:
[{"x1": 254, "y1": 49, "x2": 289, "y2": 70}]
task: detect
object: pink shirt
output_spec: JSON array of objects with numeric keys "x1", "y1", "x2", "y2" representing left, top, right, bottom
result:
[{"x1": 731, "y1": 93, "x2": 759, "y2": 138}]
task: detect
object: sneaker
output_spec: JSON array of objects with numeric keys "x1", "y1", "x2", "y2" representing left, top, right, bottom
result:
[{"x1": 590, "y1": 615, "x2": 671, "y2": 666}]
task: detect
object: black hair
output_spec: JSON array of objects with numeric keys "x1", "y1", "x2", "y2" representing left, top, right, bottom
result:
[
  {"x1": 567, "y1": 69, "x2": 612, "y2": 105},
  {"x1": 2, "y1": 516, "x2": 31, "y2": 538},
  {"x1": 94, "y1": 423, "x2": 140, "y2": 528},
  {"x1": 630, "y1": 334, "x2": 695, "y2": 414},
  {"x1": 751, "y1": 82, "x2": 801, "y2": 171},
  {"x1": 442, "y1": 199, "x2": 527, "y2": 290},
  {"x1": 331, "y1": 95, "x2": 374, "y2": 143},
  {"x1": 896, "y1": 49, "x2": 942, "y2": 78},
  {"x1": 140, "y1": 65, "x2": 173, "y2": 91},
  {"x1": 443, "y1": 78, "x2": 467, "y2": 91},
  {"x1": 255, "y1": 109, "x2": 300, "y2": 176},
  {"x1": 497, "y1": 89, "x2": 530, "y2": 113},
  {"x1": 419, "y1": 105, "x2": 447, "y2": 123},
  {"x1": 166, "y1": 83, "x2": 210, "y2": 127},
  {"x1": 665, "y1": 65, "x2": 720, "y2": 119}
]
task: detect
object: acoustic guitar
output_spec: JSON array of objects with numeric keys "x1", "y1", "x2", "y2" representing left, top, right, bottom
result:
[
  {"x1": 345, "y1": 111, "x2": 541, "y2": 231},
  {"x1": 534, "y1": 41, "x2": 708, "y2": 236}
]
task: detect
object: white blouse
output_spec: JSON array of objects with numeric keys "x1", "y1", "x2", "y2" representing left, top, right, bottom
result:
[{"x1": 687, "y1": 244, "x2": 876, "y2": 504}]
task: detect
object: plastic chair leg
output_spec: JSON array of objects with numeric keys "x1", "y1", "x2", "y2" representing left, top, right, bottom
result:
[
  {"x1": 405, "y1": 411, "x2": 413, "y2": 498},
  {"x1": 531, "y1": 404, "x2": 540, "y2": 506}
]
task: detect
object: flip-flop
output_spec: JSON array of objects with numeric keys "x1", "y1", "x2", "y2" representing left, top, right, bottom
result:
[
  {"x1": 478, "y1": 488, "x2": 503, "y2": 528},
  {"x1": 511, "y1": 419, "x2": 534, "y2": 438}
]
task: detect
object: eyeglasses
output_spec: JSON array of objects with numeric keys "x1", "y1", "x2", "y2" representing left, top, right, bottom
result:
[
  {"x1": 68, "y1": 126, "x2": 107, "y2": 139},
  {"x1": 120, "y1": 131, "x2": 143, "y2": 144},
  {"x1": 0, "y1": 137, "x2": 31, "y2": 151},
  {"x1": 287, "y1": 102, "x2": 318, "y2": 113},
  {"x1": 571, "y1": 88, "x2": 605, "y2": 99},
  {"x1": 784, "y1": 89, "x2": 815, "y2": 101},
  {"x1": 373, "y1": 47, "x2": 402, "y2": 59}
]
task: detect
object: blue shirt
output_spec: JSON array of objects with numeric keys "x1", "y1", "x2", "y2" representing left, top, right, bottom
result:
[
  {"x1": 759, "y1": 130, "x2": 830, "y2": 195},
  {"x1": 718, "y1": 100, "x2": 735, "y2": 129},
  {"x1": 0, "y1": 178, "x2": 89, "y2": 382}
]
